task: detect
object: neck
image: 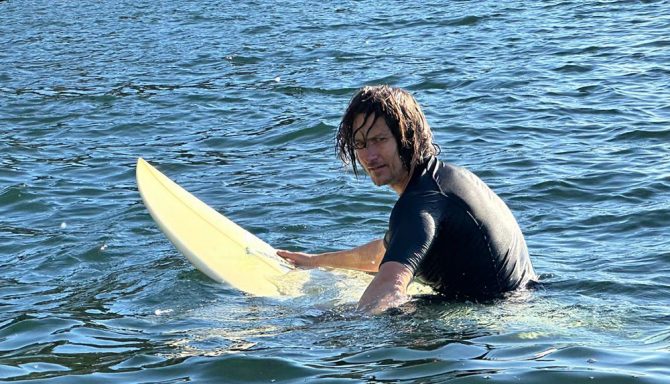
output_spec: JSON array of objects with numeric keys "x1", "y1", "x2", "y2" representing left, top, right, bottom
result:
[{"x1": 390, "y1": 165, "x2": 415, "y2": 195}]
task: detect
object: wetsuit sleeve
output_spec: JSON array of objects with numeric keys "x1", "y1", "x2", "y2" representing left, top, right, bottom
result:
[{"x1": 382, "y1": 192, "x2": 440, "y2": 273}]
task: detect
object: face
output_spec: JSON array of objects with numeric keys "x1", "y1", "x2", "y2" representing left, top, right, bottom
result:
[{"x1": 353, "y1": 113, "x2": 410, "y2": 194}]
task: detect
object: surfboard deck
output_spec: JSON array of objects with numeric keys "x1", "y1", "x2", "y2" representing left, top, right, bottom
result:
[{"x1": 136, "y1": 158, "x2": 297, "y2": 297}]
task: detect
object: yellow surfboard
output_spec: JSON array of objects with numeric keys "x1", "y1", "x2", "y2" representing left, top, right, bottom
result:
[{"x1": 136, "y1": 158, "x2": 295, "y2": 297}]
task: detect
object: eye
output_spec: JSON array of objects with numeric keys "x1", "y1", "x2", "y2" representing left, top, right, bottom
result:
[{"x1": 354, "y1": 141, "x2": 366, "y2": 149}]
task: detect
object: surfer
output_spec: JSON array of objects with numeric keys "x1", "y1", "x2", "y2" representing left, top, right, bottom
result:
[{"x1": 278, "y1": 85, "x2": 536, "y2": 314}]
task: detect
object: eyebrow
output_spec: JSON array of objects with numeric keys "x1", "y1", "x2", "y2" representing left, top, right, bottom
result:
[{"x1": 366, "y1": 131, "x2": 388, "y2": 138}]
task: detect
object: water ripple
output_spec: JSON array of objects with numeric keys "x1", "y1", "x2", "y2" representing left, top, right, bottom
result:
[{"x1": 1, "y1": 0, "x2": 670, "y2": 382}]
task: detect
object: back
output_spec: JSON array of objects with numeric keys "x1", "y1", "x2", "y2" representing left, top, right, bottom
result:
[{"x1": 384, "y1": 157, "x2": 536, "y2": 298}]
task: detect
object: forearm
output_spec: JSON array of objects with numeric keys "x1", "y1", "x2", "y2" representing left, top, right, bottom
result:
[
  {"x1": 316, "y1": 239, "x2": 385, "y2": 272},
  {"x1": 358, "y1": 261, "x2": 413, "y2": 314}
]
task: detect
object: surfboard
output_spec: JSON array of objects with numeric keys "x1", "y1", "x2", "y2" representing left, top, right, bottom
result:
[
  {"x1": 136, "y1": 158, "x2": 297, "y2": 297},
  {"x1": 136, "y1": 158, "x2": 433, "y2": 301}
]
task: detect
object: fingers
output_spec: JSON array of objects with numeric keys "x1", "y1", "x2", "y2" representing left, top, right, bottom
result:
[
  {"x1": 276, "y1": 250, "x2": 296, "y2": 264},
  {"x1": 275, "y1": 250, "x2": 315, "y2": 268},
  {"x1": 276, "y1": 249, "x2": 299, "y2": 259}
]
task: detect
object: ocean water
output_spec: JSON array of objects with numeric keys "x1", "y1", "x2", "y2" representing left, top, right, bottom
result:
[{"x1": 1, "y1": 0, "x2": 669, "y2": 382}]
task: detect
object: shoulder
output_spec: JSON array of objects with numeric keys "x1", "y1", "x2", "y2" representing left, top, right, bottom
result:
[
  {"x1": 427, "y1": 159, "x2": 491, "y2": 198},
  {"x1": 389, "y1": 159, "x2": 452, "y2": 223},
  {"x1": 415, "y1": 156, "x2": 473, "y2": 185}
]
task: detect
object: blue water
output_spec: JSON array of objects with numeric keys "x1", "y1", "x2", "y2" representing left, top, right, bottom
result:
[{"x1": 2, "y1": 0, "x2": 669, "y2": 382}]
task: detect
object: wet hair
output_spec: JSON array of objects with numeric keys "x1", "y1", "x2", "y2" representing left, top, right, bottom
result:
[{"x1": 336, "y1": 85, "x2": 440, "y2": 176}]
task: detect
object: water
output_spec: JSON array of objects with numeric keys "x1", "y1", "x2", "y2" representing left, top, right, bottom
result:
[{"x1": 1, "y1": 0, "x2": 669, "y2": 382}]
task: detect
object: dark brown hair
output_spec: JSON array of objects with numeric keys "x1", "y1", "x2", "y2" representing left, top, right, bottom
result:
[{"x1": 336, "y1": 85, "x2": 439, "y2": 176}]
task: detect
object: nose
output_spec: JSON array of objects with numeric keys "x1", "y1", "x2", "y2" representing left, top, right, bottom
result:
[{"x1": 358, "y1": 145, "x2": 379, "y2": 164}]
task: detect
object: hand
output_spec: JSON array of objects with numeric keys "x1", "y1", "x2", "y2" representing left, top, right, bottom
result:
[
  {"x1": 276, "y1": 250, "x2": 319, "y2": 269},
  {"x1": 357, "y1": 289, "x2": 410, "y2": 315}
]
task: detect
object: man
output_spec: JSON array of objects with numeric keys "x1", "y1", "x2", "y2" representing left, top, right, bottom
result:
[{"x1": 278, "y1": 85, "x2": 536, "y2": 314}]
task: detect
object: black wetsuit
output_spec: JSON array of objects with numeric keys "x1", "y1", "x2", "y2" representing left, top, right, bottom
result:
[{"x1": 382, "y1": 156, "x2": 536, "y2": 299}]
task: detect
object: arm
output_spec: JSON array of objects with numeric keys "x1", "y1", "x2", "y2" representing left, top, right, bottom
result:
[
  {"x1": 357, "y1": 261, "x2": 413, "y2": 314},
  {"x1": 277, "y1": 238, "x2": 385, "y2": 272}
]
